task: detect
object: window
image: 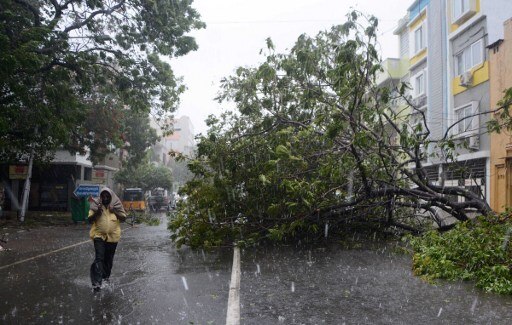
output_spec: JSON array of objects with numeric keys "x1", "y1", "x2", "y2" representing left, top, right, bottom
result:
[
  {"x1": 412, "y1": 70, "x2": 426, "y2": 98},
  {"x1": 444, "y1": 179, "x2": 462, "y2": 203},
  {"x1": 456, "y1": 39, "x2": 483, "y2": 75},
  {"x1": 454, "y1": 102, "x2": 478, "y2": 135},
  {"x1": 415, "y1": 27, "x2": 423, "y2": 53},
  {"x1": 452, "y1": 0, "x2": 476, "y2": 24},
  {"x1": 452, "y1": 0, "x2": 469, "y2": 21},
  {"x1": 412, "y1": 23, "x2": 426, "y2": 55},
  {"x1": 84, "y1": 167, "x2": 92, "y2": 181}
]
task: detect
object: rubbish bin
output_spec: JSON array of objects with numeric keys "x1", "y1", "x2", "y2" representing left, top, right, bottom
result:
[{"x1": 71, "y1": 197, "x2": 90, "y2": 223}]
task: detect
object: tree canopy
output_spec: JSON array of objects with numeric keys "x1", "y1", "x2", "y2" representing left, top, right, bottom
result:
[
  {"x1": 169, "y1": 12, "x2": 512, "y2": 249},
  {"x1": 0, "y1": 0, "x2": 205, "y2": 162},
  {"x1": 115, "y1": 162, "x2": 173, "y2": 191}
]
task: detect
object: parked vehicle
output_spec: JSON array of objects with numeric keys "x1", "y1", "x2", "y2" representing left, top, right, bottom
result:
[
  {"x1": 122, "y1": 188, "x2": 146, "y2": 212},
  {"x1": 148, "y1": 187, "x2": 173, "y2": 211}
]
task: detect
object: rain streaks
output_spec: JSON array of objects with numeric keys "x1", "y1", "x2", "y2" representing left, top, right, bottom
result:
[{"x1": 181, "y1": 276, "x2": 189, "y2": 291}]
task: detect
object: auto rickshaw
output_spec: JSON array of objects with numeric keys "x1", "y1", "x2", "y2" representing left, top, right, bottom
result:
[{"x1": 122, "y1": 188, "x2": 146, "y2": 211}]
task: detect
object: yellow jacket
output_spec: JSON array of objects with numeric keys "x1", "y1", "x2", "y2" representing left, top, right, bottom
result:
[{"x1": 88, "y1": 206, "x2": 122, "y2": 243}]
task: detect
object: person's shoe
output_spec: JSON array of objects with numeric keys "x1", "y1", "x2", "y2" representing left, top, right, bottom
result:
[{"x1": 93, "y1": 285, "x2": 101, "y2": 293}]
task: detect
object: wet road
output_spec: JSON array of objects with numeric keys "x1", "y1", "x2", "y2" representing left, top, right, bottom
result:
[
  {"x1": 2, "y1": 215, "x2": 512, "y2": 324},
  {"x1": 0, "y1": 214, "x2": 232, "y2": 324},
  {"x1": 239, "y1": 245, "x2": 512, "y2": 324}
]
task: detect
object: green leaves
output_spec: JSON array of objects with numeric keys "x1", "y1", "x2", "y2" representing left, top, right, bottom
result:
[
  {"x1": 167, "y1": 11, "x2": 390, "y2": 248},
  {"x1": 115, "y1": 163, "x2": 173, "y2": 192},
  {"x1": 0, "y1": 0, "x2": 204, "y2": 161},
  {"x1": 407, "y1": 215, "x2": 512, "y2": 294}
]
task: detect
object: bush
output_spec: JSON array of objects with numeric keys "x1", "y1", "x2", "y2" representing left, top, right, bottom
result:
[{"x1": 406, "y1": 214, "x2": 512, "y2": 294}]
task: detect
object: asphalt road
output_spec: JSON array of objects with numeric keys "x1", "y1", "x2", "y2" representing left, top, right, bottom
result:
[
  {"x1": 0, "y1": 213, "x2": 232, "y2": 324},
  {"x1": 2, "y1": 214, "x2": 512, "y2": 324}
]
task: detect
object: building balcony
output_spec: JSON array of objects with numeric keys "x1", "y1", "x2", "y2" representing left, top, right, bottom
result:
[{"x1": 376, "y1": 58, "x2": 409, "y2": 87}]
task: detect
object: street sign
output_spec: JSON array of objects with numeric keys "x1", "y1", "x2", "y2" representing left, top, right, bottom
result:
[{"x1": 74, "y1": 184, "x2": 100, "y2": 198}]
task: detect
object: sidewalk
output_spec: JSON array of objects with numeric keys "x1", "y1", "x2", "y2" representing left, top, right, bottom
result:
[{"x1": 0, "y1": 211, "x2": 83, "y2": 252}]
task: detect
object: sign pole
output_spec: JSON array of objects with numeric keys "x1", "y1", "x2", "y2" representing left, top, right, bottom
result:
[{"x1": 19, "y1": 147, "x2": 34, "y2": 222}]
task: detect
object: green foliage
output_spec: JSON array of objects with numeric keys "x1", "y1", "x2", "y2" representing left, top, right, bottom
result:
[
  {"x1": 0, "y1": 0, "x2": 204, "y2": 162},
  {"x1": 115, "y1": 163, "x2": 173, "y2": 191},
  {"x1": 141, "y1": 213, "x2": 161, "y2": 226},
  {"x1": 127, "y1": 210, "x2": 160, "y2": 226},
  {"x1": 169, "y1": 10, "x2": 505, "y2": 250},
  {"x1": 407, "y1": 214, "x2": 512, "y2": 294},
  {"x1": 170, "y1": 11, "x2": 389, "y2": 249}
]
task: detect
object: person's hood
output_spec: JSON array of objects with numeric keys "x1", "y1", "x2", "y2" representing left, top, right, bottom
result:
[{"x1": 90, "y1": 187, "x2": 125, "y2": 216}]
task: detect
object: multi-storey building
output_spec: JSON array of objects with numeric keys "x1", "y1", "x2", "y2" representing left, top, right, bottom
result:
[
  {"x1": 150, "y1": 116, "x2": 195, "y2": 192},
  {"x1": 379, "y1": 0, "x2": 512, "y2": 210},
  {"x1": 489, "y1": 18, "x2": 512, "y2": 212},
  {"x1": 151, "y1": 115, "x2": 196, "y2": 166}
]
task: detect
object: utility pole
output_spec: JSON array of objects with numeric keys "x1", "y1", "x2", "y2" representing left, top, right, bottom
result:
[{"x1": 19, "y1": 147, "x2": 34, "y2": 222}]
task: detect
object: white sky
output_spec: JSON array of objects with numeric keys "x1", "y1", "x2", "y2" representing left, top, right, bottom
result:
[{"x1": 171, "y1": 0, "x2": 413, "y2": 136}]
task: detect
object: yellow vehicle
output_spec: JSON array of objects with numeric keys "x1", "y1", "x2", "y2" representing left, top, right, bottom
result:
[{"x1": 122, "y1": 188, "x2": 146, "y2": 211}]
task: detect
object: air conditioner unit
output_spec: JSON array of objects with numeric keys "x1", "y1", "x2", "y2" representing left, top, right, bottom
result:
[
  {"x1": 468, "y1": 135, "x2": 479, "y2": 150},
  {"x1": 411, "y1": 95, "x2": 427, "y2": 108},
  {"x1": 459, "y1": 71, "x2": 473, "y2": 87}
]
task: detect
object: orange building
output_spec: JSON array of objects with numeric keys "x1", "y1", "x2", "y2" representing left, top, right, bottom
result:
[{"x1": 489, "y1": 18, "x2": 512, "y2": 212}]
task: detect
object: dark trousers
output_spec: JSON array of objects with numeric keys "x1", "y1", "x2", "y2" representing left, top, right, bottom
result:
[{"x1": 90, "y1": 238, "x2": 118, "y2": 287}]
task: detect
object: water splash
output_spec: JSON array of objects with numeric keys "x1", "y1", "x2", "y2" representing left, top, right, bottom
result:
[
  {"x1": 306, "y1": 250, "x2": 313, "y2": 267},
  {"x1": 183, "y1": 296, "x2": 189, "y2": 308}
]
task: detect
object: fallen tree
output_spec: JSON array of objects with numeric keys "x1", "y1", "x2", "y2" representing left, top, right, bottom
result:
[{"x1": 169, "y1": 11, "x2": 512, "y2": 248}]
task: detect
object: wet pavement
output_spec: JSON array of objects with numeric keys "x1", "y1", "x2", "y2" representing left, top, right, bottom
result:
[
  {"x1": 2, "y1": 214, "x2": 512, "y2": 324},
  {"x1": 239, "y1": 245, "x2": 512, "y2": 324},
  {"x1": 0, "y1": 213, "x2": 232, "y2": 324}
]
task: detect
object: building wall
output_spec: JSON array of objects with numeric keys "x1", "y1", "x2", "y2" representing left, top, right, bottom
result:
[
  {"x1": 398, "y1": 0, "x2": 512, "y2": 204},
  {"x1": 489, "y1": 18, "x2": 512, "y2": 212},
  {"x1": 427, "y1": 0, "x2": 447, "y2": 156},
  {"x1": 378, "y1": 1, "x2": 512, "y2": 210},
  {"x1": 400, "y1": 29, "x2": 410, "y2": 59},
  {"x1": 151, "y1": 115, "x2": 196, "y2": 166}
]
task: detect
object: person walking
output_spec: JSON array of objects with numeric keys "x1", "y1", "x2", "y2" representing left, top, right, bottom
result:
[{"x1": 88, "y1": 187, "x2": 126, "y2": 292}]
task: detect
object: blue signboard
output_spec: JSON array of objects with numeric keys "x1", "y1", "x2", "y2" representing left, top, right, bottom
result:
[{"x1": 74, "y1": 184, "x2": 100, "y2": 198}]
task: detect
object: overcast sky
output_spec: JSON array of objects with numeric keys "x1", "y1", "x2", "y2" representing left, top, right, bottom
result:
[{"x1": 171, "y1": 0, "x2": 413, "y2": 135}]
